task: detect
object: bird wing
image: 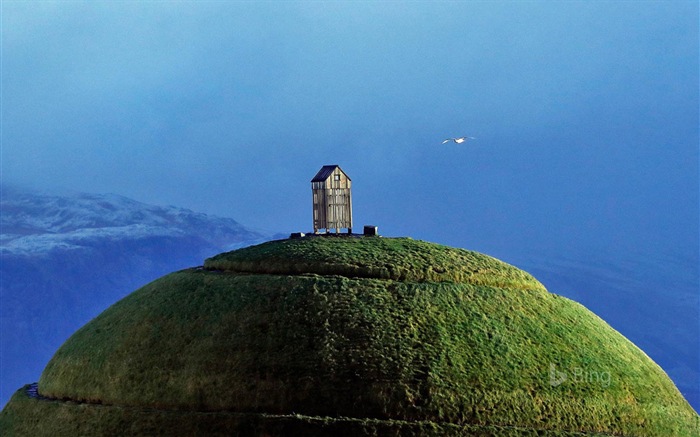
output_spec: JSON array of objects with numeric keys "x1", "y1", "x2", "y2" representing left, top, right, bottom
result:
[{"x1": 441, "y1": 139, "x2": 451, "y2": 144}]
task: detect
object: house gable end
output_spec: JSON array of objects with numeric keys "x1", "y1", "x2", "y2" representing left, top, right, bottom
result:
[
  {"x1": 311, "y1": 165, "x2": 351, "y2": 183},
  {"x1": 311, "y1": 165, "x2": 353, "y2": 233}
]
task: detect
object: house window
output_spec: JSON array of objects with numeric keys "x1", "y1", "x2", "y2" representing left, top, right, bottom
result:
[{"x1": 334, "y1": 174, "x2": 341, "y2": 181}]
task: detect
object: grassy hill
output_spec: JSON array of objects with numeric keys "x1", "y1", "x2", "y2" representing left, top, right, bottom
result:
[{"x1": 2, "y1": 237, "x2": 698, "y2": 436}]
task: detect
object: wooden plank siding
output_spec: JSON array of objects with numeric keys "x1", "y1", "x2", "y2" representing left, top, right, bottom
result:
[{"x1": 312, "y1": 165, "x2": 353, "y2": 233}]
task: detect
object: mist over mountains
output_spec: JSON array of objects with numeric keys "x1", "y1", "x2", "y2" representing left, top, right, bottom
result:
[
  {"x1": 0, "y1": 186, "x2": 268, "y2": 407},
  {"x1": 0, "y1": 186, "x2": 696, "y2": 414}
]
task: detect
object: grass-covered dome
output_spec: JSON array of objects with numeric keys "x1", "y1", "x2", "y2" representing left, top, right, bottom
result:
[{"x1": 1, "y1": 237, "x2": 698, "y2": 436}]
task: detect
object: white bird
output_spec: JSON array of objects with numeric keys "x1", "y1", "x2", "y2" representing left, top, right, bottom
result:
[{"x1": 442, "y1": 136, "x2": 475, "y2": 144}]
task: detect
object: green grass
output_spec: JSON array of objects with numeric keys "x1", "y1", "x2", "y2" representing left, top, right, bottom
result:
[
  {"x1": 0, "y1": 385, "x2": 621, "y2": 437},
  {"x1": 3, "y1": 237, "x2": 698, "y2": 436},
  {"x1": 204, "y1": 237, "x2": 547, "y2": 291}
]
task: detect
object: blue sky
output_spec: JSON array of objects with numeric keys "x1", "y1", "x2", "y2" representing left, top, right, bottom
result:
[
  {"x1": 2, "y1": 1, "x2": 698, "y2": 260},
  {"x1": 1, "y1": 0, "x2": 699, "y2": 412}
]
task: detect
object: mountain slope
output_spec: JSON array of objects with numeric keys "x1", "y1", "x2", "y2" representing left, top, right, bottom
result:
[
  {"x1": 0, "y1": 186, "x2": 268, "y2": 408},
  {"x1": 3, "y1": 237, "x2": 698, "y2": 436},
  {"x1": 513, "y1": 249, "x2": 699, "y2": 413}
]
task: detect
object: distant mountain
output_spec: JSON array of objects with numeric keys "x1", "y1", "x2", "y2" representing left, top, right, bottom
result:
[{"x1": 0, "y1": 186, "x2": 269, "y2": 408}]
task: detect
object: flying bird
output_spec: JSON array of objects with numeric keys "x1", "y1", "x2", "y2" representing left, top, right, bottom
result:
[{"x1": 441, "y1": 136, "x2": 475, "y2": 144}]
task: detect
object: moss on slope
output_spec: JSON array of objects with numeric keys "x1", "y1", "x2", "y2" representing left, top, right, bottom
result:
[
  {"x1": 0, "y1": 385, "x2": 618, "y2": 437},
  {"x1": 2, "y1": 237, "x2": 698, "y2": 436},
  {"x1": 204, "y1": 237, "x2": 546, "y2": 291}
]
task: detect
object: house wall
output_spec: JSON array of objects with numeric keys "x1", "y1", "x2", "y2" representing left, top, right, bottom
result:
[{"x1": 312, "y1": 167, "x2": 352, "y2": 232}]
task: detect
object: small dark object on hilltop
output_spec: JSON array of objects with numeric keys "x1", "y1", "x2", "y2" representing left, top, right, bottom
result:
[{"x1": 363, "y1": 225, "x2": 378, "y2": 236}]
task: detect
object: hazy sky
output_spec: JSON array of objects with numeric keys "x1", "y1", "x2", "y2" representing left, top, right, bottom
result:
[{"x1": 2, "y1": 1, "x2": 698, "y2": 261}]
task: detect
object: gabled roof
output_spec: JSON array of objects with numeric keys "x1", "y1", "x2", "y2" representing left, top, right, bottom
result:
[{"x1": 311, "y1": 165, "x2": 351, "y2": 182}]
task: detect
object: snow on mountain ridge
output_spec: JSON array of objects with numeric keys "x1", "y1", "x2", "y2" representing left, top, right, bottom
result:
[
  {"x1": 1, "y1": 224, "x2": 186, "y2": 256},
  {"x1": 1, "y1": 187, "x2": 257, "y2": 253},
  {"x1": 0, "y1": 190, "x2": 249, "y2": 235}
]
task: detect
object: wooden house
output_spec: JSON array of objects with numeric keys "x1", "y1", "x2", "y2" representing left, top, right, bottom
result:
[{"x1": 311, "y1": 165, "x2": 352, "y2": 234}]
